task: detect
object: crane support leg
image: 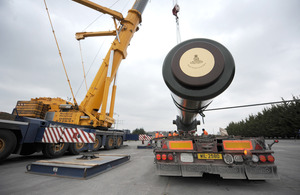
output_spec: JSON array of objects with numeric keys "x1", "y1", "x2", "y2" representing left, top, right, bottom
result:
[{"x1": 26, "y1": 154, "x2": 130, "y2": 179}]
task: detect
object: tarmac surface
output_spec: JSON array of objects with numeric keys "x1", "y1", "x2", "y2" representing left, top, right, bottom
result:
[{"x1": 0, "y1": 140, "x2": 299, "y2": 195}]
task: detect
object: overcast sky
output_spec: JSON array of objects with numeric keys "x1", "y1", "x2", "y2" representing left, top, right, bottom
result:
[{"x1": 0, "y1": 0, "x2": 299, "y2": 134}]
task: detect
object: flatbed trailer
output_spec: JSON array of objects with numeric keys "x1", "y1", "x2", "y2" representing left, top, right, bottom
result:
[
  {"x1": 154, "y1": 135, "x2": 278, "y2": 180},
  {"x1": 155, "y1": 37, "x2": 279, "y2": 180}
]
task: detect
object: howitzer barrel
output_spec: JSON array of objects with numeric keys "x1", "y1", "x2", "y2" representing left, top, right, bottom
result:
[{"x1": 162, "y1": 38, "x2": 235, "y2": 131}]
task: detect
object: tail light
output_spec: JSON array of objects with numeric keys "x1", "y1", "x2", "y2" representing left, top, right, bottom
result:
[
  {"x1": 267, "y1": 155, "x2": 275, "y2": 163},
  {"x1": 252, "y1": 155, "x2": 259, "y2": 162},
  {"x1": 233, "y1": 155, "x2": 243, "y2": 162},
  {"x1": 168, "y1": 154, "x2": 174, "y2": 161},
  {"x1": 162, "y1": 154, "x2": 167, "y2": 160},
  {"x1": 223, "y1": 154, "x2": 234, "y2": 164},
  {"x1": 259, "y1": 155, "x2": 266, "y2": 162},
  {"x1": 244, "y1": 149, "x2": 252, "y2": 156},
  {"x1": 156, "y1": 154, "x2": 161, "y2": 160}
]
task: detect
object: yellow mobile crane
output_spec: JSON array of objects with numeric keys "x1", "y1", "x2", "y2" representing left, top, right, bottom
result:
[
  {"x1": 0, "y1": 0, "x2": 150, "y2": 160},
  {"x1": 15, "y1": 0, "x2": 148, "y2": 129}
]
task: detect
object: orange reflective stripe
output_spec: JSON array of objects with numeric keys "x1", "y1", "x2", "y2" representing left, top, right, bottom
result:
[
  {"x1": 223, "y1": 140, "x2": 253, "y2": 150},
  {"x1": 169, "y1": 141, "x2": 193, "y2": 150}
]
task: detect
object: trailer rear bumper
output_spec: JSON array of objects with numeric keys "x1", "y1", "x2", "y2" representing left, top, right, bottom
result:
[{"x1": 156, "y1": 163, "x2": 278, "y2": 180}]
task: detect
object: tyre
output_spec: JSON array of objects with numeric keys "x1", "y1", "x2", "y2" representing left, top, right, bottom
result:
[
  {"x1": 20, "y1": 144, "x2": 37, "y2": 155},
  {"x1": 114, "y1": 136, "x2": 123, "y2": 149},
  {"x1": 92, "y1": 135, "x2": 102, "y2": 151},
  {"x1": 68, "y1": 143, "x2": 85, "y2": 155},
  {"x1": 104, "y1": 136, "x2": 114, "y2": 150},
  {"x1": 0, "y1": 130, "x2": 17, "y2": 161},
  {"x1": 42, "y1": 143, "x2": 69, "y2": 158}
]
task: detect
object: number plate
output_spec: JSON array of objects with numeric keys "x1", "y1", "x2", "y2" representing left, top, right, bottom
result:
[
  {"x1": 198, "y1": 153, "x2": 223, "y2": 160},
  {"x1": 180, "y1": 153, "x2": 194, "y2": 162}
]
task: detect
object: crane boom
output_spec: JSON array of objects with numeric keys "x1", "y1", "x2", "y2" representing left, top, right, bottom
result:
[
  {"x1": 14, "y1": 0, "x2": 149, "y2": 129},
  {"x1": 77, "y1": 0, "x2": 148, "y2": 128}
]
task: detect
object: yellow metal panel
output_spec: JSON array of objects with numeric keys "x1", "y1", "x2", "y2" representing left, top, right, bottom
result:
[
  {"x1": 169, "y1": 141, "x2": 193, "y2": 150},
  {"x1": 223, "y1": 140, "x2": 253, "y2": 150}
]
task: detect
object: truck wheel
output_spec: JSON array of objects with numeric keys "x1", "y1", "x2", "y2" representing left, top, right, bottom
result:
[
  {"x1": 0, "y1": 130, "x2": 17, "y2": 161},
  {"x1": 92, "y1": 136, "x2": 102, "y2": 151},
  {"x1": 20, "y1": 144, "x2": 36, "y2": 155},
  {"x1": 104, "y1": 136, "x2": 114, "y2": 150},
  {"x1": 42, "y1": 143, "x2": 69, "y2": 158},
  {"x1": 68, "y1": 143, "x2": 85, "y2": 155},
  {"x1": 114, "y1": 136, "x2": 123, "y2": 149}
]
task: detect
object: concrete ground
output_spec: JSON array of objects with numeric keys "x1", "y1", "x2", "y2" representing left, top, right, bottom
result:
[{"x1": 0, "y1": 139, "x2": 299, "y2": 195}]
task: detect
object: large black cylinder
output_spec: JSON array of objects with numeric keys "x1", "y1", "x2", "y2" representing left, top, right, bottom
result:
[{"x1": 162, "y1": 38, "x2": 235, "y2": 131}]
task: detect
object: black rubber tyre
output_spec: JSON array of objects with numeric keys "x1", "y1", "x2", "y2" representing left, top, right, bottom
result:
[
  {"x1": 42, "y1": 143, "x2": 69, "y2": 158},
  {"x1": 0, "y1": 130, "x2": 17, "y2": 161},
  {"x1": 92, "y1": 136, "x2": 102, "y2": 151},
  {"x1": 104, "y1": 136, "x2": 114, "y2": 150},
  {"x1": 114, "y1": 136, "x2": 123, "y2": 149},
  {"x1": 20, "y1": 144, "x2": 37, "y2": 155},
  {"x1": 68, "y1": 143, "x2": 85, "y2": 155}
]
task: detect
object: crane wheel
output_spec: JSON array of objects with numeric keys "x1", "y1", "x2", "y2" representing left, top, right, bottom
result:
[
  {"x1": 114, "y1": 136, "x2": 123, "y2": 149},
  {"x1": 92, "y1": 136, "x2": 102, "y2": 151},
  {"x1": 42, "y1": 143, "x2": 69, "y2": 158},
  {"x1": 104, "y1": 136, "x2": 114, "y2": 150},
  {"x1": 20, "y1": 143, "x2": 37, "y2": 155},
  {"x1": 0, "y1": 130, "x2": 17, "y2": 161},
  {"x1": 68, "y1": 143, "x2": 85, "y2": 155}
]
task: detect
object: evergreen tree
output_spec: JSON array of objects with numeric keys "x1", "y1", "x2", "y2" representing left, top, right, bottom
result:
[
  {"x1": 226, "y1": 96, "x2": 300, "y2": 138},
  {"x1": 132, "y1": 128, "x2": 146, "y2": 135}
]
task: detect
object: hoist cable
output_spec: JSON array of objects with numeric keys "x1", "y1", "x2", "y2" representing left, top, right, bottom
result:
[
  {"x1": 176, "y1": 19, "x2": 181, "y2": 43},
  {"x1": 81, "y1": 0, "x2": 122, "y2": 32},
  {"x1": 205, "y1": 99, "x2": 300, "y2": 112},
  {"x1": 43, "y1": 0, "x2": 78, "y2": 106},
  {"x1": 172, "y1": 0, "x2": 181, "y2": 44},
  {"x1": 78, "y1": 41, "x2": 88, "y2": 92},
  {"x1": 75, "y1": 39, "x2": 106, "y2": 97}
]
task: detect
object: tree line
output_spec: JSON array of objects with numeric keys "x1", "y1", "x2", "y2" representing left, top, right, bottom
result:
[
  {"x1": 226, "y1": 96, "x2": 300, "y2": 138},
  {"x1": 132, "y1": 128, "x2": 146, "y2": 135}
]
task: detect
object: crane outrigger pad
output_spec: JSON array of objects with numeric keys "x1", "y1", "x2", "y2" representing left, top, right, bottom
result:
[
  {"x1": 26, "y1": 154, "x2": 130, "y2": 179},
  {"x1": 137, "y1": 145, "x2": 154, "y2": 149}
]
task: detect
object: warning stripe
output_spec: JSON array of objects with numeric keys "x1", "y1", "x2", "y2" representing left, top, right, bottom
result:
[
  {"x1": 60, "y1": 128, "x2": 95, "y2": 143},
  {"x1": 42, "y1": 127, "x2": 95, "y2": 143},
  {"x1": 42, "y1": 127, "x2": 64, "y2": 143},
  {"x1": 139, "y1": 134, "x2": 152, "y2": 141},
  {"x1": 79, "y1": 128, "x2": 89, "y2": 143}
]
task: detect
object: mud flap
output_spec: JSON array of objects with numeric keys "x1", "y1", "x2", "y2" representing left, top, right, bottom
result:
[{"x1": 245, "y1": 165, "x2": 279, "y2": 180}]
